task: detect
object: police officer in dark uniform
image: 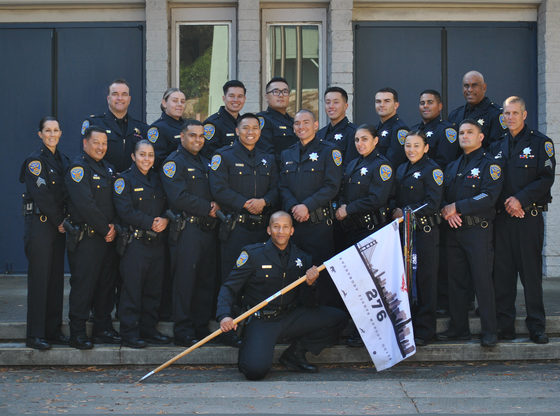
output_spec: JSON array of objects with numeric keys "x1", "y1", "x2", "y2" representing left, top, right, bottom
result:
[
  {"x1": 148, "y1": 88, "x2": 187, "y2": 168},
  {"x1": 201, "y1": 80, "x2": 246, "y2": 158},
  {"x1": 80, "y1": 79, "x2": 147, "y2": 173},
  {"x1": 216, "y1": 211, "x2": 346, "y2": 380},
  {"x1": 437, "y1": 119, "x2": 503, "y2": 347},
  {"x1": 490, "y1": 96, "x2": 556, "y2": 344},
  {"x1": 21, "y1": 116, "x2": 69, "y2": 350},
  {"x1": 413, "y1": 89, "x2": 459, "y2": 168},
  {"x1": 317, "y1": 86, "x2": 358, "y2": 164},
  {"x1": 374, "y1": 87, "x2": 409, "y2": 167},
  {"x1": 113, "y1": 140, "x2": 171, "y2": 348},
  {"x1": 279, "y1": 109, "x2": 343, "y2": 307},
  {"x1": 209, "y1": 113, "x2": 278, "y2": 282},
  {"x1": 335, "y1": 124, "x2": 394, "y2": 247},
  {"x1": 65, "y1": 126, "x2": 120, "y2": 349},
  {"x1": 256, "y1": 77, "x2": 298, "y2": 160},
  {"x1": 447, "y1": 71, "x2": 507, "y2": 147},
  {"x1": 161, "y1": 120, "x2": 220, "y2": 346},
  {"x1": 392, "y1": 131, "x2": 444, "y2": 346}
]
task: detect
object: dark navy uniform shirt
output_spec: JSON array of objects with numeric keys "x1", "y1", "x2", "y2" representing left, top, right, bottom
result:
[
  {"x1": 256, "y1": 107, "x2": 298, "y2": 159},
  {"x1": 65, "y1": 152, "x2": 116, "y2": 236},
  {"x1": 376, "y1": 114, "x2": 409, "y2": 168},
  {"x1": 209, "y1": 141, "x2": 278, "y2": 213},
  {"x1": 20, "y1": 144, "x2": 69, "y2": 227},
  {"x1": 413, "y1": 117, "x2": 459, "y2": 168},
  {"x1": 201, "y1": 106, "x2": 238, "y2": 159},
  {"x1": 148, "y1": 112, "x2": 187, "y2": 169},
  {"x1": 279, "y1": 137, "x2": 343, "y2": 213},
  {"x1": 317, "y1": 116, "x2": 358, "y2": 165},
  {"x1": 80, "y1": 112, "x2": 147, "y2": 173}
]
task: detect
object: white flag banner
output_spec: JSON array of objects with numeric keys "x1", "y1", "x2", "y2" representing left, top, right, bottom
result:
[{"x1": 325, "y1": 220, "x2": 416, "y2": 371}]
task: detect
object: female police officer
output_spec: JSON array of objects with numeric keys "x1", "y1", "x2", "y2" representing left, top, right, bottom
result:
[
  {"x1": 392, "y1": 131, "x2": 444, "y2": 346},
  {"x1": 148, "y1": 88, "x2": 187, "y2": 168},
  {"x1": 113, "y1": 140, "x2": 171, "y2": 348},
  {"x1": 20, "y1": 116, "x2": 69, "y2": 350}
]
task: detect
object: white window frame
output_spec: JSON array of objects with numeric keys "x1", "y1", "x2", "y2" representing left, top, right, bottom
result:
[
  {"x1": 261, "y1": 8, "x2": 327, "y2": 125},
  {"x1": 170, "y1": 7, "x2": 237, "y2": 88}
]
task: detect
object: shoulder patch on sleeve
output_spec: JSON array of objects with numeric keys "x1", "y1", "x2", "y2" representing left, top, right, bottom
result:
[
  {"x1": 489, "y1": 164, "x2": 501, "y2": 180},
  {"x1": 147, "y1": 127, "x2": 159, "y2": 143},
  {"x1": 162, "y1": 161, "x2": 176, "y2": 178},
  {"x1": 499, "y1": 113, "x2": 507, "y2": 130},
  {"x1": 28, "y1": 160, "x2": 41, "y2": 176},
  {"x1": 204, "y1": 124, "x2": 215, "y2": 140},
  {"x1": 332, "y1": 149, "x2": 343, "y2": 167},
  {"x1": 432, "y1": 168, "x2": 443, "y2": 186},
  {"x1": 397, "y1": 129, "x2": 408, "y2": 145},
  {"x1": 445, "y1": 128, "x2": 457, "y2": 143},
  {"x1": 81, "y1": 120, "x2": 90, "y2": 135},
  {"x1": 70, "y1": 166, "x2": 84, "y2": 182},
  {"x1": 210, "y1": 155, "x2": 222, "y2": 170},
  {"x1": 545, "y1": 141, "x2": 554, "y2": 158},
  {"x1": 379, "y1": 164, "x2": 393, "y2": 181},
  {"x1": 258, "y1": 116, "x2": 265, "y2": 130},
  {"x1": 236, "y1": 250, "x2": 249, "y2": 267},
  {"x1": 114, "y1": 178, "x2": 125, "y2": 194}
]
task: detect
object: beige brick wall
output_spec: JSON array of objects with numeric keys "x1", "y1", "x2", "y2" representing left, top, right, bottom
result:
[{"x1": 237, "y1": 0, "x2": 261, "y2": 113}]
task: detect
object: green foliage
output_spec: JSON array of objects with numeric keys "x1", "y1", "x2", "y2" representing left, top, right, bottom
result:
[{"x1": 180, "y1": 47, "x2": 211, "y2": 114}]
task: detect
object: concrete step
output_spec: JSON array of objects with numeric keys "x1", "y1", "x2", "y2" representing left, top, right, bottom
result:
[
  {"x1": 2, "y1": 315, "x2": 559, "y2": 341},
  {"x1": 1, "y1": 337, "x2": 559, "y2": 366}
]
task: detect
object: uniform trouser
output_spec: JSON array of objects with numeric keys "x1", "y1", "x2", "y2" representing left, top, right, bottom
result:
[
  {"x1": 412, "y1": 226, "x2": 439, "y2": 341},
  {"x1": 68, "y1": 235, "x2": 118, "y2": 336},
  {"x1": 24, "y1": 215, "x2": 65, "y2": 338},
  {"x1": 158, "y1": 241, "x2": 173, "y2": 320},
  {"x1": 119, "y1": 239, "x2": 165, "y2": 340},
  {"x1": 437, "y1": 227, "x2": 449, "y2": 310},
  {"x1": 446, "y1": 224, "x2": 497, "y2": 336},
  {"x1": 292, "y1": 221, "x2": 339, "y2": 307},
  {"x1": 238, "y1": 305, "x2": 347, "y2": 380},
  {"x1": 221, "y1": 225, "x2": 268, "y2": 283},
  {"x1": 493, "y1": 213, "x2": 545, "y2": 334},
  {"x1": 171, "y1": 223, "x2": 217, "y2": 338}
]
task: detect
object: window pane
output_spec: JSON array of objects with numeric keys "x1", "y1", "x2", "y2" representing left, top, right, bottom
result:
[
  {"x1": 269, "y1": 25, "x2": 319, "y2": 118},
  {"x1": 179, "y1": 25, "x2": 229, "y2": 121}
]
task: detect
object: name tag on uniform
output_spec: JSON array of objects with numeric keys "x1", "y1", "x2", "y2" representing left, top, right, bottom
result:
[
  {"x1": 285, "y1": 161, "x2": 293, "y2": 165},
  {"x1": 92, "y1": 174, "x2": 100, "y2": 180},
  {"x1": 134, "y1": 188, "x2": 144, "y2": 192},
  {"x1": 261, "y1": 265, "x2": 272, "y2": 269},
  {"x1": 187, "y1": 168, "x2": 195, "y2": 172},
  {"x1": 279, "y1": 126, "x2": 287, "y2": 129},
  {"x1": 235, "y1": 163, "x2": 245, "y2": 167},
  {"x1": 226, "y1": 133, "x2": 234, "y2": 137},
  {"x1": 174, "y1": 135, "x2": 181, "y2": 139},
  {"x1": 106, "y1": 130, "x2": 111, "y2": 134}
]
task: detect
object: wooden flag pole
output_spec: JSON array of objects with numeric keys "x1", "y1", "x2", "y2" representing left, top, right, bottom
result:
[{"x1": 137, "y1": 264, "x2": 326, "y2": 383}]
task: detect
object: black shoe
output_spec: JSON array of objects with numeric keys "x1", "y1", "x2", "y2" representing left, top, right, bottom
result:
[
  {"x1": 436, "y1": 308, "x2": 449, "y2": 317},
  {"x1": 69, "y1": 335, "x2": 93, "y2": 350},
  {"x1": 174, "y1": 336, "x2": 199, "y2": 347},
  {"x1": 480, "y1": 333, "x2": 498, "y2": 348},
  {"x1": 218, "y1": 332, "x2": 242, "y2": 348},
  {"x1": 142, "y1": 331, "x2": 171, "y2": 345},
  {"x1": 122, "y1": 337, "x2": 147, "y2": 349},
  {"x1": 497, "y1": 331, "x2": 516, "y2": 340},
  {"x1": 346, "y1": 334, "x2": 365, "y2": 348},
  {"x1": 26, "y1": 337, "x2": 51, "y2": 350},
  {"x1": 279, "y1": 344, "x2": 318, "y2": 373},
  {"x1": 46, "y1": 332, "x2": 70, "y2": 345},
  {"x1": 530, "y1": 332, "x2": 549, "y2": 344},
  {"x1": 93, "y1": 329, "x2": 121, "y2": 344},
  {"x1": 414, "y1": 337, "x2": 428, "y2": 347},
  {"x1": 436, "y1": 330, "x2": 471, "y2": 341}
]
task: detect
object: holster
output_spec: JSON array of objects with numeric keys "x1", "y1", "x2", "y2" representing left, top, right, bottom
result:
[
  {"x1": 216, "y1": 210, "x2": 235, "y2": 242},
  {"x1": 165, "y1": 209, "x2": 185, "y2": 244},
  {"x1": 309, "y1": 204, "x2": 335, "y2": 225},
  {"x1": 63, "y1": 218, "x2": 83, "y2": 252},
  {"x1": 114, "y1": 224, "x2": 131, "y2": 257}
]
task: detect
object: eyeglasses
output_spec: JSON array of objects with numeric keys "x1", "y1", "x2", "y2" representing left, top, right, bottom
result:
[{"x1": 266, "y1": 88, "x2": 290, "y2": 96}]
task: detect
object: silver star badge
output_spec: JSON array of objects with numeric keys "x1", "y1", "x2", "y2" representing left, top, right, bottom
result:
[
  {"x1": 334, "y1": 133, "x2": 343, "y2": 141},
  {"x1": 477, "y1": 118, "x2": 485, "y2": 126},
  {"x1": 309, "y1": 152, "x2": 319, "y2": 162},
  {"x1": 381, "y1": 130, "x2": 388, "y2": 137},
  {"x1": 523, "y1": 147, "x2": 532, "y2": 155},
  {"x1": 261, "y1": 158, "x2": 268, "y2": 166},
  {"x1": 471, "y1": 168, "x2": 480, "y2": 176},
  {"x1": 413, "y1": 172, "x2": 421, "y2": 179},
  {"x1": 426, "y1": 131, "x2": 433, "y2": 137},
  {"x1": 360, "y1": 167, "x2": 368, "y2": 176},
  {"x1": 295, "y1": 258, "x2": 303, "y2": 268}
]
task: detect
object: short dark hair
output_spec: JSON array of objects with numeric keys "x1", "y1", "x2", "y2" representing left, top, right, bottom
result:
[
  {"x1": 266, "y1": 76, "x2": 289, "y2": 92},
  {"x1": 419, "y1": 89, "x2": 442, "y2": 102},
  {"x1": 375, "y1": 87, "x2": 399, "y2": 102},
  {"x1": 236, "y1": 112, "x2": 260, "y2": 127},
  {"x1": 84, "y1": 126, "x2": 107, "y2": 140},
  {"x1": 295, "y1": 109, "x2": 316, "y2": 121},
  {"x1": 324, "y1": 86, "x2": 348, "y2": 102},
  {"x1": 181, "y1": 119, "x2": 204, "y2": 133},
  {"x1": 134, "y1": 139, "x2": 154, "y2": 153},
  {"x1": 405, "y1": 130, "x2": 428, "y2": 145},
  {"x1": 38, "y1": 116, "x2": 59, "y2": 131},
  {"x1": 107, "y1": 79, "x2": 130, "y2": 95},
  {"x1": 356, "y1": 123, "x2": 378, "y2": 138},
  {"x1": 459, "y1": 118, "x2": 482, "y2": 133},
  {"x1": 223, "y1": 80, "x2": 246, "y2": 95}
]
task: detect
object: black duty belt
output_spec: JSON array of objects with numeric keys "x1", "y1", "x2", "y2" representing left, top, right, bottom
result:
[
  {"x1": 524, "y1": 204, "x2": 548, "y2": 216},
  {"x1": 130, "y1": 228, "x2": 160, "y2": 243},
  {"x1": 183, "y1": 214, "x2": 219, "y2": 232},
  {"x1": 416, "y1": 214, "x2": 441, "y2": 233},
  {"x1": 309, "y1": 205, "x2": 334, "y2": 225},
  {"x1": 252, "y1": 305, "x2": 295, "y2": 320},
  {"x1": 22, "y1": 199, "x2": 48, "y2": 222},
  {"x1": 461, "y1": 215, "x2": 489, "y2": 228},
  {"x1": 340, "y1": 208, "x2": 390, "y2": 232},
  {"x1": 235, "y1": 213, "x2": 269, "y2": 230}
]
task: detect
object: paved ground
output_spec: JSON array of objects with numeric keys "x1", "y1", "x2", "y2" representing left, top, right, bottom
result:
[{"x1": 1, "y1": 362, "x2": 559, "y2": 415}]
